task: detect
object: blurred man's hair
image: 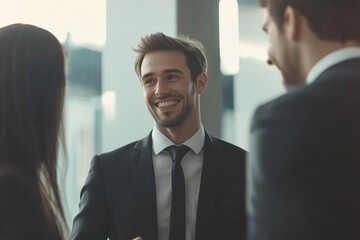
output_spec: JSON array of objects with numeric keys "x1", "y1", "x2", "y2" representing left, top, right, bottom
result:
[{"x1": 259, "y1": 0, "x2": 360, "y2": 42}]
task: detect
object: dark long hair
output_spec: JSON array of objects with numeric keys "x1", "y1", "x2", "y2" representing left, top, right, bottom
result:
[{"x1": 0, "y1": 24, "x2": 67, "y2": 239}]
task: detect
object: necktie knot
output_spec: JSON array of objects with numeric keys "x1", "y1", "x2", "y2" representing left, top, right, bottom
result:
[{"x1": 166, "y1": 145, "x2": 190, "y2": 163}]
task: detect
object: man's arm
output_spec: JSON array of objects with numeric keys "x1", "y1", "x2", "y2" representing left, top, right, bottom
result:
[{"x1": 70, "y1": 155, "x2": 110, "y2": 240}]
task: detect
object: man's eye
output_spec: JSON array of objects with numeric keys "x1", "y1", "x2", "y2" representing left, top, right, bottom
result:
[
  {"x1": 144, "y1": 79, "x2": 155, "y2": 85},
  {"x1": 168, "y1": 75, "x2": 179, "y2": 80}
]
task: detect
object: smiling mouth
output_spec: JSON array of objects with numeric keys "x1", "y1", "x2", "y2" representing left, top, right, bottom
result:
[{"x1": 156, "y1": 100, "x2": 178, "y2": 108}]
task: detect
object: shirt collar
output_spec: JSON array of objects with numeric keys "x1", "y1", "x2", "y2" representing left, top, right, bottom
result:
[
  {"x1": 306, "y1": 47, "x2": 360, "y2": 84},
  {"x1": 152, "y1": 124, "x2": 205, "y2": 155}
]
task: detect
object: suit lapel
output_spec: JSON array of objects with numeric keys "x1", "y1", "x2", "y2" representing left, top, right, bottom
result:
[
  {"x1": 131, "y1": 133, "x2": 158, "y2": 239},
  {"x1": 195, "y1": 132, "x2": 224, "y2": 240}
]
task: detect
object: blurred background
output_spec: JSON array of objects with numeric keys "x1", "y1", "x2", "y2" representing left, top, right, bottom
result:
[{"x1": 1, "y1": 0, "x2": 284, "y2": 230}]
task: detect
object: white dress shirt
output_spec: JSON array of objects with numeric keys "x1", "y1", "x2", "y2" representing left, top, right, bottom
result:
[
  {"x1": 307, "y1": 47, "x2": 360, "y2": 84},
  {"x1": 152, "y1": 125, "x2": 205, "y2": 240}
]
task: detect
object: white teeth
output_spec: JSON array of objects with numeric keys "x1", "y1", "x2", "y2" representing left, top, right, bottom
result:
[{"x1": 158, "y1": 100, "x2": 177, "y2": 108}]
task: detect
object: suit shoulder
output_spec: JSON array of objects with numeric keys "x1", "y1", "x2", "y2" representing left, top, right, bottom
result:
[
  {"x1": 219, "y1": 138, "x2": 246, "y2": 152},
  {"x1": 98, "y1": 140, "x2": 139, "y2": 160},
  {"x1": 211, "y1": 136, "x2": 247, "y2": 157},
  {"x1": 253, "y1": 83, "x2": 316, "y2": 125},
  {"x1": 91, "y1": 141, "x2": 137, "y2": 169},
  {"x1": 258, "y1": 86, "x2": 305, "y2": 111},
  {"x1": 93, "y1": 134, "x2": 151, "y2": 168}
]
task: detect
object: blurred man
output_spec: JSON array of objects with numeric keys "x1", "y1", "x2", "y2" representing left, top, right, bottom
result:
[
  {"x1": 246, "y1": 0, "x2": 360, "y2": 239},
  {"x1": 70, "y1": 32, "x2": 246, "y2": 240}
]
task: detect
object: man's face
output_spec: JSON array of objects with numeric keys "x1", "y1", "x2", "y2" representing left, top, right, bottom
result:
[
  {"x1": 263, "y1": 8, "x2": 304, "y2": 90},
  {"x1": 141, "y1": 50, "x2": 198, "y2": 128}
]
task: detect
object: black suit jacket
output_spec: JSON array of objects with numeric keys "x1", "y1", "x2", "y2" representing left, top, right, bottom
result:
[
  {"x1": 70, "y1": 131, "x2": 246, "y2": 240},
  {"x1": 246, "y1": 58, "x2": 360, "y2": 240}
]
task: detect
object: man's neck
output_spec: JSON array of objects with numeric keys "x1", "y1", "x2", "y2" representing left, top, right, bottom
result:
[
  {"x1": 301, "y1": 38, "x2": 360, "y2": 81},
  {"x1": 156, "y1": 123, "x2": 201, "y2": 145}
]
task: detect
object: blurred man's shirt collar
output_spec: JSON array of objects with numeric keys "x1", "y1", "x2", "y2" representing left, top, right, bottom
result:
[{"x1": 307, "y1": 47, "x2": 360, "y2": 84}]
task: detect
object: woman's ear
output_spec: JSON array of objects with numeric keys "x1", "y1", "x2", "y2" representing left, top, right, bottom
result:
[{"x1": 196, "y1": 72, "x2": 208, "y2": 94}]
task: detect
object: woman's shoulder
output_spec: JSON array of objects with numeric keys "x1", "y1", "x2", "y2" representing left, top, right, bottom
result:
[
  {"x1": 0, "y1": 167, "x2": 37, "y2": 200},
  {"x1": 0, "y1": 167, "x2": 52, "y2": 240},
  {"x1": 0, "y1": 167, "x2": 41, "y2": 222}
]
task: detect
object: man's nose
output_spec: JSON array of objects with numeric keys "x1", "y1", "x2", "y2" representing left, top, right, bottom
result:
[{"x1": 155, "y1": 79, "x2": 170, "y2": 95}]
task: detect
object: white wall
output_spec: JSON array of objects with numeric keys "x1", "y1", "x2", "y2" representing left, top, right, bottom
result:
[{"x1": 231, "y1": 3, "x2": 285, "y2": 150}]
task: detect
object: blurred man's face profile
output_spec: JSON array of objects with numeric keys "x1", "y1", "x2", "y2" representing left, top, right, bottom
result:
[{"x1": 262, "y1": 8, "x2": 306, "y2": 91}]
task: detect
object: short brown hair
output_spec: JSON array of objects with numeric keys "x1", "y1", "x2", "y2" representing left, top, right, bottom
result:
[
  {"x1": 259, "y1": 0, "x2": 360, "y2": 42},
  {"x1": 134, "y1": 32, "x2": 208, "y2": 83}
]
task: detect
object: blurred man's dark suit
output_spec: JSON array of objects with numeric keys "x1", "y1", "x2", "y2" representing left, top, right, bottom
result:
[
  {"x1": 247, "y1": 58, "x2": 360, "y2": 240},
  {"x1": 70, "y1": 131, "x2": 246, "y2": 240}
]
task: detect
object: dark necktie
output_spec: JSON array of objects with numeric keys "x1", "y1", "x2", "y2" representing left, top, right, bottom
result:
[{"x1": 166, "y1": 145, "x2": 190, "y2": 240}]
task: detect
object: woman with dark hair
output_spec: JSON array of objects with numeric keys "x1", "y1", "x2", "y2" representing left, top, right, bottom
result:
[{"x1": 0, "y1": 23, "x2": 67, "y2": 239}]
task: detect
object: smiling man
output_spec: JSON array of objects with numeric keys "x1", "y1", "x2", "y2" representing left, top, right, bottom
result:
[{"x1": 70, "y1": 32, "x2": 247, "y2": 240}]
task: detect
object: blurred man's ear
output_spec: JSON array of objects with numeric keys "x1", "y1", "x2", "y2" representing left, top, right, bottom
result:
[
  {"x1": 284, "y1": 6, "x2": 301, "y2": 42},
  {"x1": 196, "y1": 72, "x2": 208, "y2": 94}
]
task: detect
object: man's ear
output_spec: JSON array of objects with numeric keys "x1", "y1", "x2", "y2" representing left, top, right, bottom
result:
[
  {"x1": 196, "y1": 72, "x2": 208, "y2": 94},
  {"x1": 284, "y1": 6, "x2": 301, "y2": 41}
]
